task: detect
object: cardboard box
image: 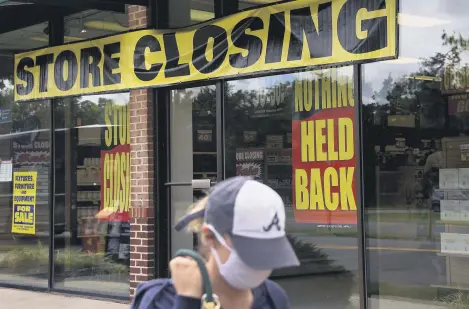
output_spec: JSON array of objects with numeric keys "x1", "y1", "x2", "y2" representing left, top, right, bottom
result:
[
  {"x1": 460, "y1": 168, "x2": 469, "y2": 189},
  {"x1": 460, "y1": 200, "x2": 469, "y2": 222},
  {"x1": 440, "y1": 169, "x2": 460, "y2": 189},
  {"x1": 463, "y1": 234, "x2": 469, "y2": 254},
  {"x1": 441, "y1": 233, "x2": 466, "y2": 254},
  {"x1": 441, "y1": 200, "x2": 462, "y2": 221}
]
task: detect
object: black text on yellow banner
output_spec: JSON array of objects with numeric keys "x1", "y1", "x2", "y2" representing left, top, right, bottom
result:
[{"x1": 14, "y1": 0, "x2": 397, "y2": 101}]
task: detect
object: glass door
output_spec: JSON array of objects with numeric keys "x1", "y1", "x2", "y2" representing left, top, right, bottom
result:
[{"x1": 169, "y1": 85, "x2": 217, "y2": 256}]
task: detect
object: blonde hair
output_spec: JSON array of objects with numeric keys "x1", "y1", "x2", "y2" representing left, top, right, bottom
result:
[
  {"x1": 183, "y1": 195, "x2": 212, "y2": 258},
  {"x1": 184, "y1": 195, "x2": 209, "y2": 234}
]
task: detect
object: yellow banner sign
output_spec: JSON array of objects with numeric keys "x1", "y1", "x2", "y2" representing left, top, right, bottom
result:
[
  {"x1": 14, "y1": 0, "x2": 397, "y2": 101},
  {"x1": 12, "y1": 171, "x2": 37, "y2": 235}
]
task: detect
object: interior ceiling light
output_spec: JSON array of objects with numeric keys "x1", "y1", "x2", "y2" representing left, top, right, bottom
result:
[
  {"x1": 191, "y1": 9, "x2": 215, "y2": 22},
  {"x1": 85, "y1": 21, "x2": 127, "y2": 32},
  {"x1": 31, "y1": 35, "x2": 82, "y2": 43},
  {"x1": 242, "y1": 0, "x2": 279, "y2": 4},
  {"x1": 80, "y1": 19, "x2": 87, "y2": 34},
  {"x1": 0, "y1": 0, "x2": 30, "y2": 6},
  {"x1": 30, "y1": 36, "x2": 48, "y2": 43},
  {"x1": 64, "y1": 35, "x2": 85, "y2": 42},
  {"x1": 398, "y1": 13, "x2": 451, "y2": 28}
]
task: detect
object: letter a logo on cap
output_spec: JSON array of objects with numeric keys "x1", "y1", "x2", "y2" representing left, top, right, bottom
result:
[{"x1": 263, "y1": 212, "x2": 281, "y2": 232}]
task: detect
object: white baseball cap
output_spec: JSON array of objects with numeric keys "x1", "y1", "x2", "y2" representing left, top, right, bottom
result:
[{"x1": 175, "y1": 176, "x2": 300, "y2": 270}]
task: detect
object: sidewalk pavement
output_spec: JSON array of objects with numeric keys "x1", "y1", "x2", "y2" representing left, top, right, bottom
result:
[
  {"x1": 2, "y1": 287, "x2": 446, "y2": 309},
  {"x1": 1, "y1": 288, "x2": 129, "y2": 309}
]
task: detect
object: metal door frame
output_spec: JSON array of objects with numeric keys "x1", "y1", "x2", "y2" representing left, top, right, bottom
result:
[{"x1": 156, "y1": 79, "x2": 225, "y2": 278}]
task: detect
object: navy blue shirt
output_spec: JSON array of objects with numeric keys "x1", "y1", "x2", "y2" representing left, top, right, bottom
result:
[{"x1": 131, "y1": 279, "x2": 290, "y2": 309}]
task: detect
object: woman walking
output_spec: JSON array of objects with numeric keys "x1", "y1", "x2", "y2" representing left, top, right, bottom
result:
[{"x1": 131, "y1": 176, "x2": 300, "y2": 309}]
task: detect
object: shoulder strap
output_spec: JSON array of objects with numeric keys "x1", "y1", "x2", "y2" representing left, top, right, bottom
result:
[
  {"x1": 131, "y1": 279, "x2": 174, "y2": 309},
  {"x1": 175, "y1": 249, "x2": 220, "y2": 309},
  {"x1": 264, "y1": 280, "x2": 289, "y2": 309}
]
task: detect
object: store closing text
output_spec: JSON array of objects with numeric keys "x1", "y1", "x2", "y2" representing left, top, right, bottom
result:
[
  {"x1": 101, "y1": 102, "x2": 130, "y2": 214},
  {"x1": 14, "y1": 0, "x2": 396, "y2": 100}
]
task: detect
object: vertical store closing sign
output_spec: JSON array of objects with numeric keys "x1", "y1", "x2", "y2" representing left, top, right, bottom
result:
[
  {"x1": 14, "y1": 0, "x2": 397, "y2": 101},
  {"x1": 293, "y1": 67, "x2": 356, "y2": 226},
  {"x1": 12, "y1": 171, "x2": 37, "y2": 234},
  {"x1": 99, "y1": 101, "x2": 131, "y2": 222}
]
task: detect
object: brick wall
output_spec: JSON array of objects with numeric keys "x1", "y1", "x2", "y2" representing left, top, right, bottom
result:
[
  {"x1": 128, "y1": 5, "x2": 155, "y2": 298},
  {"x1": 128, "y1": 5, "x2": 149, "y2": 29}
]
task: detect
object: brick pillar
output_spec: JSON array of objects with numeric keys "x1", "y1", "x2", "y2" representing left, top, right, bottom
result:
[
  {"x1": 128, "y1": 5, "x2": 155, "y2": 298},
  {"x1": 128, "y1": 5, "x2": 149, "y2": 28}
]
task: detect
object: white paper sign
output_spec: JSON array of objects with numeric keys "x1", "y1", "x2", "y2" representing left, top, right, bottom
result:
[
  {"x1": 0, "y1": 160, "x2": 12, "y2": 182},
  {"x1": 266, "y1": 135, "x2": 283, "y2": 149}
]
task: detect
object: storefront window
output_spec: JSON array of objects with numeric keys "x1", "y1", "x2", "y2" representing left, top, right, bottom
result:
[
  {"x1": 238, "y1": 0, "x2": 283, "y2": 10},
  {"x1": 0, "y1": 22, "x2": 51, "y2": 50},
  {"x1": 65, "y1": 6, "x2": 144, "y2": 43},
  {"x1": 363, "y1": 0, "x2": 469, "y2": 306},
  {"x1": 225, "y1": 67, "x2": 359, "y2": 309},
  {"x1": 169, "y1": 0, "x2": 215, "y2": 27},
  {"x1": 0, "y1": 22, "x2": 50, "y2": 287},
  {"x1": 54, "y1": 93, "x2": 130, "y2": 296}
]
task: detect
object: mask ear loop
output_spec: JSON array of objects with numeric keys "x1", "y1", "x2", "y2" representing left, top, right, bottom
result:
[
  {"x1": 205, "y1": 224, "x2": 233, "y2": 267},
  {"x1": 205, "y1": 224, "x2": 231, "y2": 251}
]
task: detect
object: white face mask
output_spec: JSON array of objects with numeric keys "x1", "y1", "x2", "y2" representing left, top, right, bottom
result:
[{"x1": 209, "y1": 228, "x2": 272, "y2": 290}]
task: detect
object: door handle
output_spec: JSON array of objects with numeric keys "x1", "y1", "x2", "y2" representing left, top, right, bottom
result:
[{"x1": 164, "y1": 179, "x2": 215, "y2": 190}]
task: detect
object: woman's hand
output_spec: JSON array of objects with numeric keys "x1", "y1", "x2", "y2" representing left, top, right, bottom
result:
[{"x1": 169, "y1": 257, "x2": 203, "y2": 299}]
